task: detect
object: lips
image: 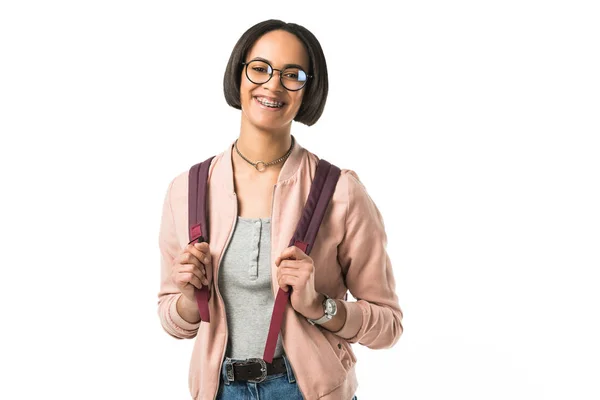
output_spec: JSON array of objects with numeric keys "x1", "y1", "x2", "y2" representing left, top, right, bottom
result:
[{"x1": 254, "y1": 96, "x2": 285, "y2": 109}]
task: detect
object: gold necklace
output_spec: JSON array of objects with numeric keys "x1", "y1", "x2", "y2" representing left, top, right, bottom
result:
[{"x1": 234, "y1": 136, "x2": 295, "y2": 172}]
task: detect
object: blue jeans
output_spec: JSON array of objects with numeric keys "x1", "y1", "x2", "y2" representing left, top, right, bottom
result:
[{"x1": 216, "y1": 355, "x2": 357, "y2": 400}]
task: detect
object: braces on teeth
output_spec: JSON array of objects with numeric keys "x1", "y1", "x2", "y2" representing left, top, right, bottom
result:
[{"x1": 257, "y1": 97, "x2": 283, "y2": 108}]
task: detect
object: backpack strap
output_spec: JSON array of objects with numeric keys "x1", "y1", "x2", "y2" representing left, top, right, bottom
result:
[
  {"x1": 188, "y1": 156, "x2": 215, "y2": 323},
  {"x1": 263, "y1": 159, "x2": 341, "y2": 363}
]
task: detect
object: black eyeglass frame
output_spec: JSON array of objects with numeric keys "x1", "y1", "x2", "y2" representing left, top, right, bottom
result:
[{"x1": 241, "y1": 60, "x2": 313, "y2": 92}]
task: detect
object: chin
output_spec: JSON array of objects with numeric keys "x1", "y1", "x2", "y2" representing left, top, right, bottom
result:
[
  {"x1": 247, "y1": 113, "x2": 293, "y2": 132},
  {"x1": 253, "y1": 119, "x2": 290, "y2": 132}
]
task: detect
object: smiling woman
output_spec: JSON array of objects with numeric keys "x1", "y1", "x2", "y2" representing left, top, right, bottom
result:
[
  {"x1": 223, "y1": 20, "x2": 328, "y2": 129},
  {"x1": 238, "y1": 30, "x2": 309, "y2": 131},
  {"x1": 157, "y1": 19, "x2": 402, "y2": 400}
]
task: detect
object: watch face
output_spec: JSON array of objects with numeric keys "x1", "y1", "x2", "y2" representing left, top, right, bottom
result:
[{"x1": 324, "y1": 298, "x2": 337, "y2": 315}]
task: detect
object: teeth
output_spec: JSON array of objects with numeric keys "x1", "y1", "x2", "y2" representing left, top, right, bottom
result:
[{"x1": 256, "y1": 97, "x2": 283, "y2": 108}]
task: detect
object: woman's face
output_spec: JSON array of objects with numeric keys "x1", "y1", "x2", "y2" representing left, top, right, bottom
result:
[{"x1": 240, "y1": 30, "x2": 310, "y2": 132}]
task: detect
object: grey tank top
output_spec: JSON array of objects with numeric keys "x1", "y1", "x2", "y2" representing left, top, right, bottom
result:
[{"x1": 218, "y1": 216, "x2": 285, "y2": 359}]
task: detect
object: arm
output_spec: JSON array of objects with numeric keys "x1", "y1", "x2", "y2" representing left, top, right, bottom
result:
[
  {"x1": 331, "y1": 169, "x2": 404, "y2": 349},
  {"x1": 157, "y1": 178, "x2": 201, "y2": 339}
]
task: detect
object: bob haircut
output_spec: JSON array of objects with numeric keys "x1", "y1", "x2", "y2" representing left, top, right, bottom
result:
[{"x1": 223, "y1": 19, "x2": 329, "y2": 126}]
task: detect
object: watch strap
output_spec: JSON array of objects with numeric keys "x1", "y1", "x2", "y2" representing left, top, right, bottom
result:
[
  {"x1": 307, "y1": 295, "x2": 334, "y2": 326},
  {"x1": 308, "y1": 313, "x2": 333, "y2": 326}
]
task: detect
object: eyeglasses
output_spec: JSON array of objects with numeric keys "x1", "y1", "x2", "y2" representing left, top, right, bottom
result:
[{"x1": 241, "y1": 59, "x2": 311, "y2": 91}]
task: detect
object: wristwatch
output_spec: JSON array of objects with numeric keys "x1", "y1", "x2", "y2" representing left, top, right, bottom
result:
[{"x1": 307, "y1": 294, "x2": 337, "y2": 326}]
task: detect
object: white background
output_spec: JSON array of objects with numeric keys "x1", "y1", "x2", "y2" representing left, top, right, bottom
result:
[{"x1": 1, "y1": 1, "x2": 599, "y2": 399}]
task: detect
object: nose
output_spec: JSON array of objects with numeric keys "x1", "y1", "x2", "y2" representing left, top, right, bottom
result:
[{"x1": 262, "y1": 69, "x2": 285, "y2": 92}]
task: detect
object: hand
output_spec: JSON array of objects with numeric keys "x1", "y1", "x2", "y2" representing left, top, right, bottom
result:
[
  {"x1": 274, "y1": 246, "x2": 322, "y2": 319},
  {"x1": 171, "y1": 241, "x2": 212, "y2": 303}
]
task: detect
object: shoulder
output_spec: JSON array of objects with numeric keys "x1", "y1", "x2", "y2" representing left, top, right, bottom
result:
[
  {"x1": 303, "y1": 147, "x2": 364, "y2": 188},
  {"x1": 339, "y1": 168, "x2": 371, "y2": 208},
  {"x1": 334, "y1": 168, "x2": 380, "y2": 224},
  {"x1": 340, "y1": 168, "x2": 362, "y2": 186},
  {"x1": 165, "y1": 151, "x2": 226, "y2": 200},
  {"x1": 302, "y1": 147, "x2": 369, "y2": 208}
]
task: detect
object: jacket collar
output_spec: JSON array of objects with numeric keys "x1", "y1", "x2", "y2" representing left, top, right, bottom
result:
[{"x1": 219, "y1": 134, "x2": 305, "y2": 195}]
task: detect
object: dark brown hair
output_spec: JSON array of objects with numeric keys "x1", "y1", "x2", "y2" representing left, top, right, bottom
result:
[{"x1": 223, "y1": 19, "x2": 329, "y2": 126}]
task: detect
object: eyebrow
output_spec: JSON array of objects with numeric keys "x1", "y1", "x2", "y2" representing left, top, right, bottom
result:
[{"x1": 249, "y1": 57, "x2": 307, "y2": 71}]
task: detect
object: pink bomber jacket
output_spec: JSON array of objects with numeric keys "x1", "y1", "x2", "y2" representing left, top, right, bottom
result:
[{"x1": 157, "y1": 136, "x2": 403, "y2": 399}]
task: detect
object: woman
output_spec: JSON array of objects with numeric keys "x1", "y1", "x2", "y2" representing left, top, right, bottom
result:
[{"x1": 157, "y1": 19, "x2": 403, "y2": 400}]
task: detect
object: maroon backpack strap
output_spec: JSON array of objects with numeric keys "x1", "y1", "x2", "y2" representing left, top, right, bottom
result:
[
  {"x1": 263, "y1": 159, "x2": 341, "y2": 363},
  {"x1": 188, "y1": 156, "x2": 215, "y2": 323}
]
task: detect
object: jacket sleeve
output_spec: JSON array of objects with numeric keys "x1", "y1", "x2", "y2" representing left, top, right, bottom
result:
[
  {"x1": 157, "y1": 177, "x2": 200, "y2": 339},
  {"x1": 333, "y1": 169, "x2": 404, "y2": 349}
]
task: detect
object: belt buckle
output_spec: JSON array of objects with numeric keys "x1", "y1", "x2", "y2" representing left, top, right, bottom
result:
[{"x1": 245, "y1": 358, "x2": 267, "y2": 383}]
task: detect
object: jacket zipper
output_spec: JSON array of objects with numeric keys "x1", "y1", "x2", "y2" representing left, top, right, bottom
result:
[
  {"x1": 269, "y1": 183, "x2": 277, "y2": 299},
  {"x1": 270, "y1": 183, "x2": 291, "y2": 378},
  {"x1": 213, "y1": 192, "x2": 238, "y2": 399}
]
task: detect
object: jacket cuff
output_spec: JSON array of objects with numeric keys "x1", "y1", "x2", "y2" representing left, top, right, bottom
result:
[
  {"x1": 168, "y1": 294, "x2": 201, "y2": 331},
  {"x1": 333, "y1": 300, "x2": 363, "y2": 340}
]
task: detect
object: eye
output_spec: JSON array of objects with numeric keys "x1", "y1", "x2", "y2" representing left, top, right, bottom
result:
[
  {"x1": 248, "y1": 60, "x2": 271, "y2": 74},
  {"x1": 282, "y1": 68, "x2": 306, "y2": 82}
]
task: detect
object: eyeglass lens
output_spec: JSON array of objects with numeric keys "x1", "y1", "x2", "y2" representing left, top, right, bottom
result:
[{"x1": 245, "y1": 60, "x2": 308, "y2": 91}]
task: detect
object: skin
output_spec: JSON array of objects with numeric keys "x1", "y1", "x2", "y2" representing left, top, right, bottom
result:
[
  {"x1": 174, "y1": 30, "x2": 346, "y2": 333},
  {"x1": 238, "y1": 30, "x2": 308, "y2": 139}
]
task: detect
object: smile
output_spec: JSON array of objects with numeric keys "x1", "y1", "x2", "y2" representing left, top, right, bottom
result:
[{"x1": 254, "y1": 96, "x2": 285, "y2": 109}]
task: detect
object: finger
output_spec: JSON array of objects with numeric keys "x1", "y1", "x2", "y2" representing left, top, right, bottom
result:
[
  {"x1": 277, "y1": 274, "x2": 290, "y2": 292},
  {"x1": 277, "y1": 246, "x2": 301, "y2": 262},
  {"x1": 181, "y1": 249, "x2": 211, "y2": 272},
  {"x1": 185, "y1": 243, "x2": 211, "y2": 265},
  {"x1": 279, "y1": 268, "x2": 310, "y2": 286},
  {"x1": 275, "y1": 246, "x2": 305, "y2": 265},
  {"x1": 278, "y1": 274, "x2": 298, "y2": 292},
  {"x1": 191, "y1": 241, "x2": 210, "y2": 253},
  {"x1": 188, "y1": 251, "x2": 210, "y2": 284},
  {"x1": 274, "y1": 254, "x2": 285, "y2": 266},
  {"x1": 277, "y1": 265, "x2": 302, "y2": 278},
  {"x1": 278, "y1": 259, "x2": 305, "y2": 271},
  {"x1": 191, "y1": 243, "x2": 212, "y2": 265},
  {"x1": 179, "y1": 252, "x2": 203, "y2": 270},
  {"x1": 276, "y1": 256, "x2": 295, "y2": 267},
  {"x1": 181, "y1": 263, "x2": 209, "y2": 286},
  {"x1": 179, "y1": 271, "x2": 204, "y2": 290}
]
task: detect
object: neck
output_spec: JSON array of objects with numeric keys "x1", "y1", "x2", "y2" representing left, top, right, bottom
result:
[{"x1": 236, "y1": 119, "x2": 293, "y2": 167}]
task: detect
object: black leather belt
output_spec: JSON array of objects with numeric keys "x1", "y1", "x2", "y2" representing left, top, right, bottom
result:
[{"x1": 225, "y1": 357, "x2": 287, "y2": 383}]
